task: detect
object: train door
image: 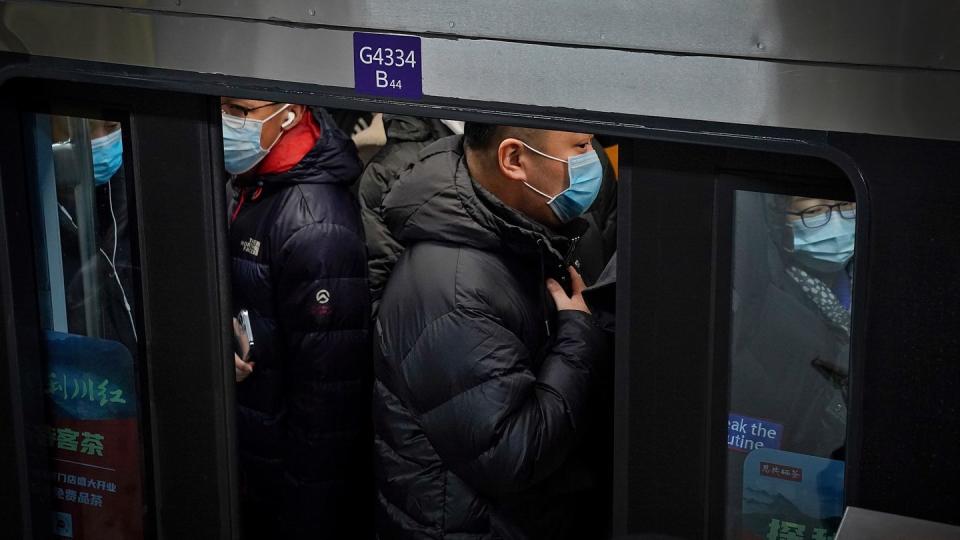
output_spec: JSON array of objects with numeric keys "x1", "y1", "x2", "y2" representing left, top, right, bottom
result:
[
  {"x1": 0, "y1": 79, "x2": 238, "y2": 539},
  {"x1": 608, "y1": 140, "x2": 862, "y2": 539}
]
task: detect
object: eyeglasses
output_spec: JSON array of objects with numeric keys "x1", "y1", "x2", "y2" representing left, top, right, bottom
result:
[
  {"x1": 220, "y1": 102, "x2": 280, "y2": 127},
  {"x1": 787, "y1": 201, "x2": 856, "y2": 228}
]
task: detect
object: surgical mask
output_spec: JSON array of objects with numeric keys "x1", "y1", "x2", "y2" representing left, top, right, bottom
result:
[
  {"x1": 520, "y1": 142, "x2": 603, "y2": 223},
  {"x1": 221, "y1": 104, "x2": 291, "y2": 175},
  {"x1": 91, "y1": 129, "x2": 123, "y2": 185},
  {"x1": 789, "y1": 212, "x2": 856, "y2": 273}
]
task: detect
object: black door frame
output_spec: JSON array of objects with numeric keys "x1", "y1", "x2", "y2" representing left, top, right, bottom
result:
[{"x1": 0, "y1": 78, "x2": 238, "y2": 540}]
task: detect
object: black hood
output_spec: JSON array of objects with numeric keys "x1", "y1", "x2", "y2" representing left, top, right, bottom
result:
[
  {"x1": 760, "y1": 193, "x2": 795, "y2": 285},
  {"x1": 254, "y1": 107, "x2": 362, "y2": 188},
  {"x1": 382, "y1": 135, "x2": 583, "y2": 265},
  {"x1": 734, "y1": 192, "x2": 849, "y2": 325},
  {"x1": 382, "y1": 114, "x2": 453, "y2": 143},
  {"x1": 764, "y1": 194, "x2": 793, "y2": 258}
]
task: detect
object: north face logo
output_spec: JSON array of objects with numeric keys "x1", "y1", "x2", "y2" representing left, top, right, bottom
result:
[{"x1": 240, "y1": 238, "x2": 261, "y2": 257}]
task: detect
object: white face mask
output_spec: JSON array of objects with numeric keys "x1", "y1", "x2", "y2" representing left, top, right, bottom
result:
[{"x1": 221, "y1": 104, "x2": 291, "y2": 175}]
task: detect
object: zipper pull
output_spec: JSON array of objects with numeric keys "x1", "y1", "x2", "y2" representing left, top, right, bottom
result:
[
  {"x1": 536, "y1": 238, "x2": 551, "y2": 337},
  {"x1": 563, "y1": 235, "x2": 582, "y2": 268}
]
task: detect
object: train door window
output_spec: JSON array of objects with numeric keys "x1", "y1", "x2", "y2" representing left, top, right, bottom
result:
[
  {"x1": 1, "y1": 80, "x2": 238, "y2": 539},
  {"x1": 26, "y1": 112, "x2": 147, "y2": 538},
  {"x1": 726, "y1": 190, "x2": 854, "y2": 540},
  {"x1": 614, "y1": 139, "x2": 858, "y2": 539}
]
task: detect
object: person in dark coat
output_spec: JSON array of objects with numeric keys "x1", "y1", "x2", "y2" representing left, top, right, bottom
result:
[
  {"x1": 726, "y1": 192, "x2": 854, "y2": 536},
  {"x1": 53, "y1": 119, "x2": 138, "y2": 353},
  {"x1": 360, "y1": 116, "x2": 618, "y2": 315},
  {"x1": 729, "y1": 193, "x2": 852, "y2": 455},
  {"x1": 373, "y1": 124, "x2": 609, "y2": 539},
  {"x1": 221, "y1": 98, "x2": 372, "y2": 538},
  {"x1": 358, "y1": 115, "x2": 458, "y2": 311}
]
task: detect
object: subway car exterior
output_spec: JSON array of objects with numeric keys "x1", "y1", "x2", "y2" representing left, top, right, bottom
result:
[{"x1": 0, "y1": 1, "x2": 958, "y2": 539}]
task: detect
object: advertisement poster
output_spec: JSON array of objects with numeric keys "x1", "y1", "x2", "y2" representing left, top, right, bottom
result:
[
  {"x1": 741, "y1": 448, "x2": 844, "y2": 540},
  {"x1": 728, "y1": 413, "x2": 783, "y2": 453},
  {"x1": 44, "y1": 331, "x2": 144, "y2": 540}
]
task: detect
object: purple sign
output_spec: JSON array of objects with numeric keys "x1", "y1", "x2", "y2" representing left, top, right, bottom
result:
[{"x1": 354, "y1": 32, "x2": 422, "y2": 99}]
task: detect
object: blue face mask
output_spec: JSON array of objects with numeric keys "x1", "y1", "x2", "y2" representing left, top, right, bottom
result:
[
  {"x1": 90, "y1": 129, "x2": 123, "y2": 185},
  {"x1": 789, "y1": 211, "x2": 856, "y2": 273},
  {"x1": 221, "y1": 104, "x2": 290, "y2": 175},
  {"x1": 520, "y1": 142, "x2": 603, "y2": 223}
]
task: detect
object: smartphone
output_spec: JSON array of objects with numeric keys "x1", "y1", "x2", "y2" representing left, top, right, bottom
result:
[{"x1": 235, "y1": 309, "x2": 255, "y2": 361}]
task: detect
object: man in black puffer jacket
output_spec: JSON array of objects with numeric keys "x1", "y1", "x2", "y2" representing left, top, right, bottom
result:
[
  {"x1": 373, "y1": 124, "x2": 609, "y2": 539},
  {"x1": 361, "y1": 116, "x2": 618, "y2": 317},
  {"x1": 222, "y1": 98, "x2": 371, "y2": 538}
]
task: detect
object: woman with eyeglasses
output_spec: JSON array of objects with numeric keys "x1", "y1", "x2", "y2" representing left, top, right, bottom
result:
[
  {"x1": 784, "y1": 197, "x2": 856, "y2": 312},
  {"x1": 725, "y1": 193, "x2": 855, "y2": 538}
]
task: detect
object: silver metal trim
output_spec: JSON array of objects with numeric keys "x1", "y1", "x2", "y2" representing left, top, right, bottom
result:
[
  {"x1": 33, "y1": 0, "x2": 960, "y2": 71},
  {"x1": 2, "y1": 1, "x2": 959, "y2": 141}
]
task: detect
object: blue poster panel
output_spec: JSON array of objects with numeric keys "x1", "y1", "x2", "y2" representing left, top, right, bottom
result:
[
  {"x1": 45, "y1": 331, "x2": 144, "y2": 540},
  {"x1": 742, "y1": 448, "x2": 844, "y2": 540}
]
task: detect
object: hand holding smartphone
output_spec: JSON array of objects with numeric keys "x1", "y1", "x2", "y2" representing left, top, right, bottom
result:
[
  {"x1": 233, "y1": 309, "x2": 255, "y2": 382},
  {"x1": 233, "y1": 309, "x2": 255, "y2": 360}
]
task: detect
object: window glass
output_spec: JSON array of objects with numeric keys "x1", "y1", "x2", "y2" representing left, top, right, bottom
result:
[
  {"x1": 727, "y1": 190, "x2": 854, "y2": 540},
  {"x1": 28, "y1": 113, "x2": 146, "y2": 539}
]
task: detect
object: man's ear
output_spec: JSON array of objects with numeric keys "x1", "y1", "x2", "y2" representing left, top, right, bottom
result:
[
  {"x1": 497, "y1": 138, "x2": 527, "y2": 183},
  {"x1": 281, "y1": 104, "x2": 307, "y2": 130}
]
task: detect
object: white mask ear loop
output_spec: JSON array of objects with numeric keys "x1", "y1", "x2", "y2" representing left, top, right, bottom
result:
[
  {"x1": 522, "y1": 181, "x2": 560, "y2": 203},
  {"x1": 519, "y1": 141, "x2": 567, "y2": 163},
  {"x1": 261, "y1": 104, "x2": 293, "y2": 151},
  {"x1": 519, "y1": 141, "x2": 568, "y2": 202}
]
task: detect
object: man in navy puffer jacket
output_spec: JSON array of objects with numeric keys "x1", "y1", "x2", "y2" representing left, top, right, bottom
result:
[{"x1": 222, "y1": 98, "x2": 372, "y2": 538}]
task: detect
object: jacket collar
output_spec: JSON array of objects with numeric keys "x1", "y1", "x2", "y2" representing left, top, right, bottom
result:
[
  {"x1": 384, "y1": 135, "x2": 586, "y2": 270},
  {"x1": 465, "y1": 171, "x2": 586, "y2": 265},
  {"x1": 246, "y1": 107, "x2": 362, "y2": 189}
]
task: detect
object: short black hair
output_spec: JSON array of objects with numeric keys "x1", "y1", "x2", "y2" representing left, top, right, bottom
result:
[
  {"x1": 463, "y1": 122, "x2": 498, "y2": 150},
  {"x1": 464, "y1": 122, "x2": 540, "y2": 152}
]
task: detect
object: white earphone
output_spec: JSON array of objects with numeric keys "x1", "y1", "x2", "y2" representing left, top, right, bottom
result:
[{"x1": 280, "y1": 111, "x2": 296, "y2": 129}]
